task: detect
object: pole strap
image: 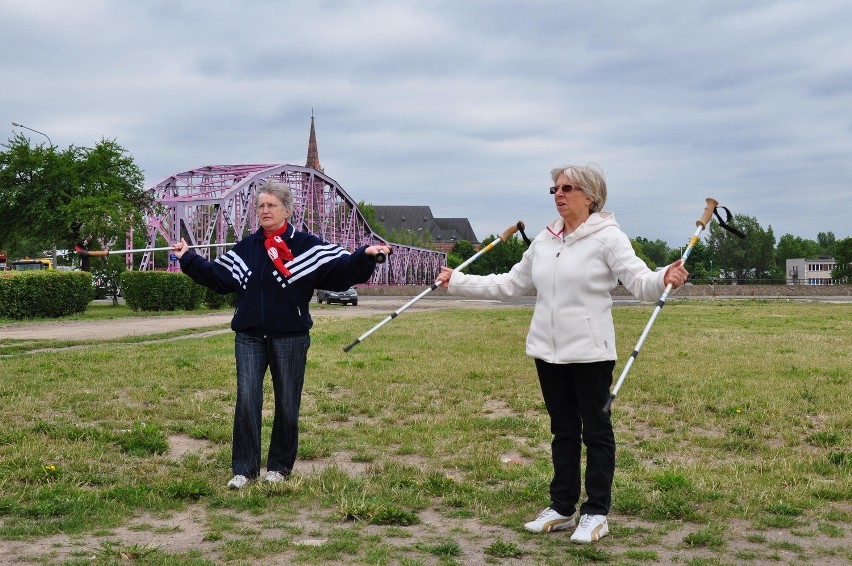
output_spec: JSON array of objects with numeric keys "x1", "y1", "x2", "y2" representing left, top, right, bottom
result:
[
  {"x1": 517, "y1": 222, "x2": 531, "y2": 246},
  {"x1": 713, "y1": 206, "x2": 746, "y2": 239}
]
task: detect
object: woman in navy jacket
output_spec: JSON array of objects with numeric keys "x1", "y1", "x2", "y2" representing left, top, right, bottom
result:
[{"x1": 173, "y1": 179, "x2": 390, "y2": 489}]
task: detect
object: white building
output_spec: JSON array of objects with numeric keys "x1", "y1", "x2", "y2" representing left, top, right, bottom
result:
[{"x1": 786, "y1": 257, "x2": 838, "y2": 285}]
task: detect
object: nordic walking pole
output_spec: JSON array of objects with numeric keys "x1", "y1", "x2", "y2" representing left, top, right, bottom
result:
[
  {"x1": 343, "y1": 220, "x2": 525, "y2": 352},
  {"x1": 74, "y1": 242, "x2": 236, "y2": 257},
  {"x1": 603, "y1": 198, "x2": 719, "y2": 414},
  {"x1": 75, "y1": 242, "x2": 389, "y2": 263}
]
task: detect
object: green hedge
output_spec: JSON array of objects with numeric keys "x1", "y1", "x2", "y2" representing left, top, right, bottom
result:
[
  {"x1": 0, "y1": 271, "x2": 93, "y2": 319},
  {"x1": 120, "y1": 271, "x2": 206, "y2": 311},
  {"x1": 204, "y1": 287, "x2": 236, "y2": 309}
]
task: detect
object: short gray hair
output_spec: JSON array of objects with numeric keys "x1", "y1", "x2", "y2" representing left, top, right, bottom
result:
[
  {"x1": 549, "y1": 163, "x2": 607, "y2": 213},
  {"x1": 255, "y1": 179, "x2": 294, "y2": 211}
]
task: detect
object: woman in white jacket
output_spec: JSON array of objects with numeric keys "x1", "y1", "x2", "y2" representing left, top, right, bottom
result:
[{"x1": 437, "y1": 164, "x2": 689, "y2": 543}]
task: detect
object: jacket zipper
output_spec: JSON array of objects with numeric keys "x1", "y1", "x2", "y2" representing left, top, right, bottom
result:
[{"x1": 551, "y1": 238, "x2": 564, "y2": 355}]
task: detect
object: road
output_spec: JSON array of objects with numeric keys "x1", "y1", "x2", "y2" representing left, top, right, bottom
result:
[{"x1": 0, "y1": 296, "x2": 536, "y2": 341}]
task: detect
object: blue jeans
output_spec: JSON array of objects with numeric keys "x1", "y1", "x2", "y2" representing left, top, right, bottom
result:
[
  {"x1": 535, "y1": 359, "x2": 616, "y2": 517},
  {"x1": 232, "y1": 332, "x2": 310, "y2": 478}
]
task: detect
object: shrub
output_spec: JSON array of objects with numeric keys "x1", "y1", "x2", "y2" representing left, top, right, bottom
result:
[
  {"x1": 204, "y1": 287, "x2": 235, "y2": 309},
  {"x1": 120, "y1": 271, "x2": 205, "y2": 311},
  {"x1": 0, "y1": 271, "x2": 92, "y2": 319}
]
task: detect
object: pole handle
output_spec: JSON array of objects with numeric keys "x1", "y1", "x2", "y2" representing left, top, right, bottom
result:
[
  {"x1": 696, "y1": 198, "x2": 719, "y2": 229},
  {"x1": 498, "y1": 221, "x2": 522, "y2": 242}
]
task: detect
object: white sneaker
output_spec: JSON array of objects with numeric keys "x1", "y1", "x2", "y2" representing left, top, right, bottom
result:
[
  {"x1": 523, "y1": 507, "x2": 578, "y2": 533},
  {"x1": 227, "y1": 474, "x2": 250, "y2": 489},
  {"x1": 264, "y1": 471, "x2": 287, "y2": 483},
  {"x1": 570, "y1": 514, "x2": 609, "y2": 543}
]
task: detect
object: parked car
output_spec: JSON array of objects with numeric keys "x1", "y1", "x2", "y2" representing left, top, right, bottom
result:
[{"x1": 317, "y1": 286, "x2": 358, "y2": 306}]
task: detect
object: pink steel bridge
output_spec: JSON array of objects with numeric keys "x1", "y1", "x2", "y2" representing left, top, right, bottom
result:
[{"x1": 136, "y1": 122, "x2": 446, "y2": 286}]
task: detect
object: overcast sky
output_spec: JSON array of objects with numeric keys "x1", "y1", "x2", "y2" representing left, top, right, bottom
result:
[{"x1": 2, "y1": 0, "x2": 850, "y2": 247}]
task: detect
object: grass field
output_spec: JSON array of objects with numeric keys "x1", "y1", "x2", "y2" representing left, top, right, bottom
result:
[{"x1": 0, "y1": 300, "x2": 849, "y2": 565}]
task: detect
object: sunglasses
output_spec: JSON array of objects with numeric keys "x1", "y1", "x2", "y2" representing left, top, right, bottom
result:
[{"x1": 549, "y1": 184, "x2": 583, "y2": 195}]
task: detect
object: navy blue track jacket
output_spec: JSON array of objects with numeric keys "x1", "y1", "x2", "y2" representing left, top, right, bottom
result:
[{"x1": 179, "y1": 225, "x2": 378, "y2": 337}]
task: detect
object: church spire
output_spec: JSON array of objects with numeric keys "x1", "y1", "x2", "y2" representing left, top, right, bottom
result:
[{"x1": 305, "y1": 111, "x2": 323, "y2": 172}]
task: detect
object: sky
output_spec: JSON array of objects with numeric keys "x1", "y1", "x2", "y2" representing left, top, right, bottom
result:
[{"x1": 2, "y1": 0, "x2": 850, "y2": 248}]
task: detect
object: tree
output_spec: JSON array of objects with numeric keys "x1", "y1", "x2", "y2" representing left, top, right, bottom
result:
[
  {"x1": 776, "y1": 234, "x2": 820, "y2": 263},
  {"x1": 387, "y1": 227, "x2": 433, "y2": 247},
  {"x1": 705, "y1": 214, "x2": 777, "y2": 283},
  {"x1": 817, "y1": 231, "x2": 836, "y2": 257},
  {"x1": 0, "y1": 134, "x2": 73, "y2": 261},
  {"x1": 447, "y1": 240, "x2": 476, "y2": 269},
  {"x1": 90, "y1": 254, "x2": 126, "y2": 305},
  {"x1": 449, "y1": 240, "x2": 476, "y2": 261},
  {"x1": 832, "y1": 237, "x2": 852, "y2": 282},
  {"x1": 666, "y1": 239, "x2": 714, "y2": 281},
  {"x1": 633, "y1": 236, "x2": 669, "y2": 267},
  {"x1": 358, "y1": 201, "x2": 389, "y2": 239},
  {"x1": 466, "y1": 234, "x2": 527, "y2": 276},
  {"x1": 630, "y1": 239, "x2": 656, "y2": 270},
  {"x1": 0, "y1": 134, "x2": 151, "y2": 270}
]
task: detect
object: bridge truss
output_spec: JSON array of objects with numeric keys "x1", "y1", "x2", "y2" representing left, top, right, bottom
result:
[{"x1": 136, "y1": 164, "x2": 446, "y2": 286}]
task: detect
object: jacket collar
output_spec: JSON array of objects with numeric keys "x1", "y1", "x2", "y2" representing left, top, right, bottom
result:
[
  {"x1": 254, "y1": 224, "x2": 295, "y2": 240},
  {"x1": 546, "y1": 212, "x2": 617, "y2": 240}
]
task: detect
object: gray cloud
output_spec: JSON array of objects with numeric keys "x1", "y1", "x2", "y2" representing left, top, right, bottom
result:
[{"x1": 2, "y1": 0, "x2": 850, "y2": 247}]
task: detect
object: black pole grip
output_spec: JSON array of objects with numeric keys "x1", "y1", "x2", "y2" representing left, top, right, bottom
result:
[
  {"x1": 602, "y1": 393, "x2": 615, "y2": 415},
  {"x1": 375, "y1": 248, "x2": 392, "y2": 264}
]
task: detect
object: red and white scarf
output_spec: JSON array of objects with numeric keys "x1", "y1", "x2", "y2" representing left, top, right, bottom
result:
[{"x1": 264, "y1": 224, "x2": 294, "y2": 276}]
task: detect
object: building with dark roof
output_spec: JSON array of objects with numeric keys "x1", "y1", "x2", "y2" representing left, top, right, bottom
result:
[{"x1": 371, "y1": 205, "x2": 479, "y2": 252}]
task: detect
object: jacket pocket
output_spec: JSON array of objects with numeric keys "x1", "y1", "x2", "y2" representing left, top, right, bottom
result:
[{"x1": 585, "y1": 317, "x2": 606, "y2": 351}]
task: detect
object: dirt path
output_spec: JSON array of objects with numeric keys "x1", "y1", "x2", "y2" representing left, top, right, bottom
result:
[{"x1": 0, "y1": 297, "x2": 511, "y2": 341}]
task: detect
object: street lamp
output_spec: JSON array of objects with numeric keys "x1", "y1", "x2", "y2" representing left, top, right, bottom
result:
[{"x1": 11, "y1": 121, "x2": 52, "y2": 146}]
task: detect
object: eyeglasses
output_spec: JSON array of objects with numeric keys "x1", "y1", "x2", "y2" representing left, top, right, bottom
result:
[
  {"x1": 257, "y1": 203, "x2": 282, "y2": 211},
  {"x1": 549, "y1": 184, "x2": 583, "y2": 195}
]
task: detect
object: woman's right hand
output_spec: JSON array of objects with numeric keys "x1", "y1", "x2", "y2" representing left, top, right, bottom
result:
[
  {"x1": 436, "y1": 266, "x2": 454, "y2": 288},
  {"x1": 172, "y1": 238, "x2": 189, "y2": 259}
]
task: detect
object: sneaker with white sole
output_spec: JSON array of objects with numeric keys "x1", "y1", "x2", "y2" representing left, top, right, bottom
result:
[
  {"x1": 227, "y1": 474, "x2": 250, "y2": 489},
  {"x1": 264, "y1": 471, "x2": 287, "y2": 483},
  {"x1": 523, "y1": 507, "x2": 578, "y2": 533},
  {"x1": 570, "y1": 514, "x2": 608, "y2": 543}
]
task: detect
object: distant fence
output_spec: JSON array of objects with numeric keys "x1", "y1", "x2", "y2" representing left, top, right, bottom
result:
[
  {"x1": 611, "y1": 284, "x2": 851, "y2": 297},
  {"x1": 357, "y1": 284, "x2": 851, "y2": 298}
]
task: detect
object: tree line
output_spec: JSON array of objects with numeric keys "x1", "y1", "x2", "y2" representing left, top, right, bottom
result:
[{"x1": 448, "y1": 218, "x2": 850, "y2": 284}]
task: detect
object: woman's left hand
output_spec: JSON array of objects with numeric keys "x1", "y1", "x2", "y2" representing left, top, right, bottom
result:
[{"x1": 664, "y1": 259, "x2": 690, "y2": 289}]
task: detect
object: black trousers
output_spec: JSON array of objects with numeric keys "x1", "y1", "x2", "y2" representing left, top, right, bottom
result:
[{"x1": 535, "y1": 358, "x2": 616, "y2": 517}]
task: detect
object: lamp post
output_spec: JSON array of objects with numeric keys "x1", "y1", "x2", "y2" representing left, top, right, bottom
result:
[
  {"x1": 12, "y1": 121, "x2": 57, "y2": 267},
  {"x1": 11, "y1": 121, "x2": 52, "y2": 146}
]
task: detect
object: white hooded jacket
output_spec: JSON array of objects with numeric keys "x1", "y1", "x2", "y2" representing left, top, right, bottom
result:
[{"x1": 448, "y1": 212, "x2": 667, "y2": 364}]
